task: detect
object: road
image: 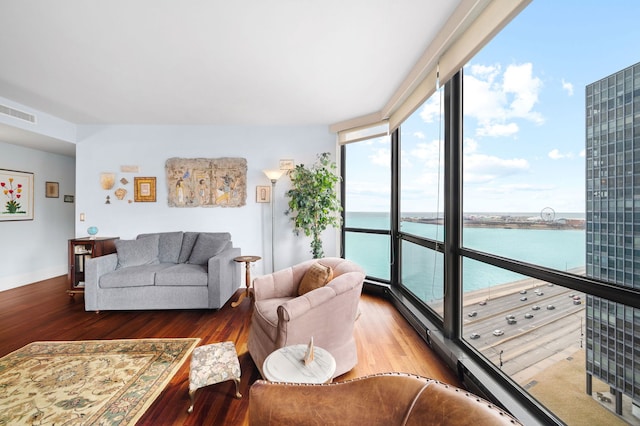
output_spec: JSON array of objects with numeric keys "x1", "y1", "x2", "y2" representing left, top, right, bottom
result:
[{"x1": 463, "y1": 283, "x2": 586, "y2": 380}]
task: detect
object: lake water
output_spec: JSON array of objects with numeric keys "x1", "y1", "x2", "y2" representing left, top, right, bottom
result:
[{"x1": 345, "y1": 212, "x2": 586, "y2": 299}]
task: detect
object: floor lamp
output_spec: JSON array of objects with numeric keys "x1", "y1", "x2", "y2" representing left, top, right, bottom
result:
[{"x1": 263, "y1": 169, "x2": 285, "y2": 272}]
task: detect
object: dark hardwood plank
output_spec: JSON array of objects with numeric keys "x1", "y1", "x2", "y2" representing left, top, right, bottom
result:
[{"x1": 0, "y1": 276, "x2": 460, "y2": 425}]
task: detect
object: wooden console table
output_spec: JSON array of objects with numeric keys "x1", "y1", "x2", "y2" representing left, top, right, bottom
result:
[
  {"x1": 67, "y1": 237, "x2": 118, "y2": 297},
  {"x1": 231, "y1": 255, "x2": 261, "y2": 307}
]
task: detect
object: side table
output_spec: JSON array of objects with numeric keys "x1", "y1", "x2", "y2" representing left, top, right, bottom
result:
[
  {"x1": 262, "y1": 344, "x2": 336, "y2": 384},
  {"x1": 231, "y1": 255, "x2": 261, "y2": 308}
]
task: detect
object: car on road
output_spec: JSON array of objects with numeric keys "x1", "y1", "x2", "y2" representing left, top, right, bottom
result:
[
  {"x1": 493, "y1": 329, "x2": 504, "y2": 336},
  {"x1": 573, "y1": 300, "x2": 582, "y2": 305},
  {"x1": 520, "y1": 290, "x2": 527, "y2": 294},
  {"x1": 520, "y1": 296, "x2": 528, "y2": 301},
  {"x1": 478, "y1": 300, "x2": 487, "y2": 306},
  {"x1": 507, "y1": 318, "x2": 517, "y2": 324},
  {"x1": 532, "y1": 305, "x2": 540, "y2": 310},
  {"x1": 547, "y1": 304, "x2": 556, "y2": 310},
  {"x1": 524, "y1": 313, "x2": 534, "y2": 319},
  {"x1": 537, "y1": 291, "x2": 544, "y2": 296},
  {"x1": 468, "y1": 311, "x2": 478, "y2": 317},
  {"x1": 470, "y1": 332, "x2": 480, "y2": 339},
  {"x1": 505, "y1": 314, "x2": 515, "y2": 320}
]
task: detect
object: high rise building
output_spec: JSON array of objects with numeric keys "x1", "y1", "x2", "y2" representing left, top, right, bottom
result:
[{"x1": 585, "y1": 61, "x2": 640, "y2": 417}]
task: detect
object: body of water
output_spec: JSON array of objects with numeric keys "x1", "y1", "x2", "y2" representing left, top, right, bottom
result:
[{"x1": 345, "y1": 212, "x2": 586, "y2": 299}]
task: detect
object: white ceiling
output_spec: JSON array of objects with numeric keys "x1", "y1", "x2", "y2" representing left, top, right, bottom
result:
[{"x1": 0, "y1": 0, "x2": 461, "y2": 155}]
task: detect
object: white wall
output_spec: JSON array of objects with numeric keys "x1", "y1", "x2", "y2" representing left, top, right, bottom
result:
[
  {"x1": 0, "y1": 141, "x2": 75, "y2": 291},
  {"x1": 75, "y1": 125, "x2": 338, "y2": 281}
]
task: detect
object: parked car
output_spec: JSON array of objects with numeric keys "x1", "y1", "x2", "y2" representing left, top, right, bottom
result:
[
  {"x1": 493, "y1": 329, "x2": 504, "y2": 336},
  {"x1": 470, "y1": 332, "x2": 480, "y2": 339}
]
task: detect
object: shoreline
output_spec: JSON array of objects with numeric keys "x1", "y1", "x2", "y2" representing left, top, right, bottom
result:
[{"x1": 463, "y1": 266, "x2": 586, "y2": 305}]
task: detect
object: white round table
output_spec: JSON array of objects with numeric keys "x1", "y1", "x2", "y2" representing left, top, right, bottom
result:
[{"x1": 262, "y1": 344, "x2": 336, "y2": 383}]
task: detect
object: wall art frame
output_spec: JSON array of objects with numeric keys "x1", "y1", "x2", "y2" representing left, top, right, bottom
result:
[
  {"x1": 256, "y1": 185, "x2": 271, "y2": 203},
  {"x1": 0, "y1": 168, "x2": 34, "y2": 221},
  {"x1": 165, "y1": 157, "x2": 247, "y2": 208},
  {"x1": 45, "y1": 181, "x2": 59, "y2": 198},
  {"x1": 134, "y1": 177, "x2": 156, "y2": 202}
]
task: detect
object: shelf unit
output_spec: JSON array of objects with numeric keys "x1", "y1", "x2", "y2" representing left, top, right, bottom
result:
[{"x1": 67, "y1": 237, "x2": 118, "y2": 296}]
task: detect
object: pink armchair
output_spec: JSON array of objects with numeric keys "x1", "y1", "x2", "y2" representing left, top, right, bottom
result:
[{"x1": 247, "y1": 257, "x2": 365, "y2": 379}]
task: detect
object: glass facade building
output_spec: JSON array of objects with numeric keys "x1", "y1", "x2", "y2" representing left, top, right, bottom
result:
[{"x1": 585, "y1": 62, "x2": 640, "y2": 414}]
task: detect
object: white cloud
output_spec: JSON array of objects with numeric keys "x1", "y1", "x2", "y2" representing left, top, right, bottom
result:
[
  {"x1": 464, "y1": 62, "x2": 544, "y2": 138},
  {"x1": 548, "y1": 149, "x2": 575, "y2": 160},
  {"x1": 561, "y1": 78, "x2": 574, "y2": 96},
  {"x1": 477, "y1": 122, "x2": 519, "y2": 137},
  {"x1": 579, "y1": 149, "x2": 585, "y2": 157},
  {"x1": 464, "y1": 153, "x2": 529, "y2": 183},
  {"x1": 369, "y1": 148, "x2": 390, "y2": 167},
  {"x1": 419, "y1": 93, "x2": 443, "y2": 123},
  {"x1": 413, "y1": 131, "x2": 426, "y2": 139}
]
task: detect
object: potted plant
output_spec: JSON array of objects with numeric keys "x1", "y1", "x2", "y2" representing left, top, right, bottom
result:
[{"x1": 285, "y1": 152, "x2": 342, "y2": 258}]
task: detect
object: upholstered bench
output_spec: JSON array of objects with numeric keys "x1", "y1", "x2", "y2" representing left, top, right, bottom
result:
[{"x1": 188, "y1": 341, "x2": 242, "y2": 413}]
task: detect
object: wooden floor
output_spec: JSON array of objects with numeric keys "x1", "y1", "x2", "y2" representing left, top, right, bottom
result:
[{"x1": 0, "y1": 276, "x2": 460, "y2": 425}]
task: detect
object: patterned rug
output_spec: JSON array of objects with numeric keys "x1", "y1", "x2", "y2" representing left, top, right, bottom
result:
[{"x1": 0, "y1": 338, "x2": 200, "y2": 425}]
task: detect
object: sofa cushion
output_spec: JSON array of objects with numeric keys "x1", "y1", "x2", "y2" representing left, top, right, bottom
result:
[
  {"x1": 155, "y1": 263, "x2": 208, "y2": 286},
  {"x1": 187, "y1": 233, "x2": 230, "y2": 265},
  {"x1": 178, "y1": 232, "x2": 200, "y2": 263},
  {"x1": 115, "y1": 235, "x2": 160, "y2": 269},
  {"x1": 138, "y1": 231, "x2": 183, "y2": 263},
  {"x1": 298, "y1": 262, "x2": 333, "y2": 295},
  {"x1": 99, "y1": 264, "x2": 172, "y2": 288}
]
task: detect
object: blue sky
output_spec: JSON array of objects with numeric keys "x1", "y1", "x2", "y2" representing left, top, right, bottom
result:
[{"x1": 346, "y1": 0, "x2": 640, "y2": 214}]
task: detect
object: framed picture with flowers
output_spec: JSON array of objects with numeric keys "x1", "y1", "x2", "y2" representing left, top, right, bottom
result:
[{"x1": 0, "y1": 169, "x2": 34, "y2": 221}]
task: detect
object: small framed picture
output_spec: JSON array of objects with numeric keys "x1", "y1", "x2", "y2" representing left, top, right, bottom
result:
[
  {"x1": 45, "y1": 181, "x2": 59, "y2": 198},
  {"x1": 279, "y1": 159, "x2": 295, "y2": 170},
  {"x1": 134, "y1": 177, "x2": 156, "y2": 202},
  {"x1": 256, "y1": 185, "x2": 271, "y2": 203},
  {"x1": 64, "y1": 195, "x2": 74, "y2": 203}
]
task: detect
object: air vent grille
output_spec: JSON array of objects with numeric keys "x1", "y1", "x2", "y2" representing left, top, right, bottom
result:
[{"x1": 0, "y1": 104, "x2": 36, "y2": 123}]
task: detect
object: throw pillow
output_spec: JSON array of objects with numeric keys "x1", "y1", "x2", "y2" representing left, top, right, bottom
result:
[
  {"x1": 115, "y1": 234, "x2": 160, "y2": 269},
  {"x1": 298, "y1": 262, "x2": 334, "y2": 296},
  {"x1": 178, "y1": 232, "x2": 200, "y2": 263},
  {"x1": 187, "y1": 233, "x2": 230, "y2": 265}
]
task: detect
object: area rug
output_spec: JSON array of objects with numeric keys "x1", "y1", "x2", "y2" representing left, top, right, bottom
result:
[{"x1": 0, "y1": 338, "x2": 200, "y2": 425}]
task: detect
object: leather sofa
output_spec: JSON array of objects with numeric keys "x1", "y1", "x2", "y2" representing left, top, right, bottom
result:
[
  {"x1": 247, "y1": 257, "x2": 365, "y2": 378},
  {"x1": 84, "y1": 231, "x2": 240, "y2": 311},
  {"x1": 249, "y1": 372, "x2": 523, "y2": 425}
]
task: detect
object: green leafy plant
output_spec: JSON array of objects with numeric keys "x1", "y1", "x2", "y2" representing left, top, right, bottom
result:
[{"x1": 285, "y1": 152, "x2": 342, "y2": 258}]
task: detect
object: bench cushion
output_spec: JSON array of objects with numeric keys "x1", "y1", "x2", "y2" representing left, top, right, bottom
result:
[{"x1": 155, "y1": 264, "x2": 208, "y2": 287}]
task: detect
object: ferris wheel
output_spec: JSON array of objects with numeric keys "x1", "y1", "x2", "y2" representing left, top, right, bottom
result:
[{"x1": 540, "y1": 207, "x2": 555, "y2": 222}]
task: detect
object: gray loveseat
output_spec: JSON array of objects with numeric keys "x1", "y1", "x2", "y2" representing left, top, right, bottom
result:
[{"x1": 84, "y1": 231, "x2": 241, "y2": 311}]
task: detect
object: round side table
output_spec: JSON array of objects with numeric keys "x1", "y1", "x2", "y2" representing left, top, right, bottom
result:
[
  {"x1": 262, "y1": 344, "x2": 336, "y2": 383},
  {"x1": 231, "y1": 255, "x2": 261, "y2": 308}
]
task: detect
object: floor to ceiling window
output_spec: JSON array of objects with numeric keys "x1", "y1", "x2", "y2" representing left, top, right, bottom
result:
[
  {"x1": 340, "y1": 1, "x2": 640, "y2": 424},
  {"x1": 398, "y1": 87, "x2": 445, "y2": 317},
  {"x1": 343, "y1": 134, "x2": 391, "y2": 282}
]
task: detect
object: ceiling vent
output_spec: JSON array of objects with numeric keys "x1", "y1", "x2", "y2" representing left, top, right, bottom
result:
[{"x1": 0, "y1": 104, "x2": 36, "y2": 124}]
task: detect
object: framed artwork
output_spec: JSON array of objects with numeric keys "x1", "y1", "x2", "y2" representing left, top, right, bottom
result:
[
  {"x1": 256, "y1": 185, "x2": 271, "y2": 203},
  {"x1": 45, "y1": 181, "x2": 59, "y2": 198},
  {"x1": 0, "y1": 169, "x2": 34, "y2": 221},
  {"x1": 279, "y1": 159, "x2": 295, "y2": 170},
  {"x1": 64, "y1": 195, "x2": 74, "y2": 203},
  {"x1": 134, "y1": 177, "x2": 156, "y2": 202},
  {"x1": 165, "y1": 157, "x2": 247, "y2": 208}
]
